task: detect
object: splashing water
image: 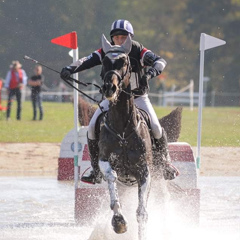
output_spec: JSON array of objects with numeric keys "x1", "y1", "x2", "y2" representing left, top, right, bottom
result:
[{"x1": 0, "y1": 176, "x2": 239, "y2": 240}]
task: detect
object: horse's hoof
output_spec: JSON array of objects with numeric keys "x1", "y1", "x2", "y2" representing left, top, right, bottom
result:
[{"x1": 112, "y1": 214, "x2": 128, "y2": 234}]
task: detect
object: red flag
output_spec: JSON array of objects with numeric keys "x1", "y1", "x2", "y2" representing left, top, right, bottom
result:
[{"x1": 51, "y1": 32, "x2": 78, "y2": 49}]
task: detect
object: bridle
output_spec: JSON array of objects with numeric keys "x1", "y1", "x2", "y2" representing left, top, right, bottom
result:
[
  {"x1": 102, "y1": 51, "x2": 132, "y2": 92},
  {"x1": 101, "y1": 51, "x2": 142, "y2": 148}
]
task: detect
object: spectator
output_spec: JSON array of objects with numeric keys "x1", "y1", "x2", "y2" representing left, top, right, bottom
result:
[
  {"x1": 28, "y1": 65, "x2": 44, "y2": 120},
  {"x1": 4, "y1": 60, "x2": 27, "y2": 120}
]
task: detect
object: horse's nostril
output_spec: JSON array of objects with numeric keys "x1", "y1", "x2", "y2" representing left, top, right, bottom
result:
[
  {"x1": 103, "y1": 82, "x2": 117, "y2": 98},
  {"x1": 112, "y1": 85, "x2": 116, "y2": 93}
]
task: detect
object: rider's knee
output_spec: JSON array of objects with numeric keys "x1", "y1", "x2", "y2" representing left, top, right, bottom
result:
[
  {"x1": 88, "y1": 122, "x2": 96, "y2": 140},
  {"x1": 151, "y1": 124, "x2": 163, "y2": 139}
]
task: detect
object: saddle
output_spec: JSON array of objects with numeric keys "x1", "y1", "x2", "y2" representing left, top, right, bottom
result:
[{"x1": 136, "y1": 107, "x2": 155, "y2": 146}]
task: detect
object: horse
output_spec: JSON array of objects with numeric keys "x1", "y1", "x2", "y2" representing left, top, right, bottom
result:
[{"x1": 96, "y1": 34, "x2": 155, "y2": 240}]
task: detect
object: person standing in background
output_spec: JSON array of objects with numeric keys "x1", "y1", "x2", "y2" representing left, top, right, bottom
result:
[
  {"x1": 4, "y1": 61, "x2": 27, "y2": 121},
  {"x1": 28, "y1": 65, "x2": 44, "y2": 120}
]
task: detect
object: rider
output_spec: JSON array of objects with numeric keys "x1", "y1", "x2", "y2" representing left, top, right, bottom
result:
[{"x1": 60, "y1": 19, "x2": 179, "y2": 183}]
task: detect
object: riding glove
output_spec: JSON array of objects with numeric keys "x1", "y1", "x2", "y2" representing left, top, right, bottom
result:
[
  {"x1": 140, "y1": 67, "x2": 158, "y2": 87},
  {"x1": 139, "y1": 73, "x2": 151, "y2": 94},
  {"x1": 60, "y1": 66, "x2": 74, "y2": 80}
]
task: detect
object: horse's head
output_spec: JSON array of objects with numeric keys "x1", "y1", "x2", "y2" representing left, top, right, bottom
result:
[{"x1": 101, "y1": 34, "x2": 132, "y2": 101}]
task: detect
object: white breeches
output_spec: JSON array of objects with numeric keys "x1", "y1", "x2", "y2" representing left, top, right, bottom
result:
[{"x1": 88, "y1": 94, "x2": 162, "y2": 140}]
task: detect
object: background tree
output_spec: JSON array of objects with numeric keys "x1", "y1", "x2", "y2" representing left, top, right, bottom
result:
[{"x1": 0, "y1": 0, "x2": 239, "y2": 102}]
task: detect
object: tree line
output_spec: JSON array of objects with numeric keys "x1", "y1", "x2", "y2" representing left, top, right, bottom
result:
[{"x1": 0, "y1": 0, "x2": 239, "y2": 95}]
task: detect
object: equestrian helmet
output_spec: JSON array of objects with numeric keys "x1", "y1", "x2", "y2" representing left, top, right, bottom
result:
[{"x1": 110, "y1": 19, "x2": 134, "y2": 37}]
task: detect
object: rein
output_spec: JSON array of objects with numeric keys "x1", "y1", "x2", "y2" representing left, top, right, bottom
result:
[
  {"x1": 103, "y1": 100, "x2": 140, "y2": 146},
  {"x1": 23, "y1": 55, "x2": 102, "y2": 104},
  {"x1": 104, "y1": 113, "x2": 142, "y2": 145},
  {"x1": 64, "y1": 79, "x2": 101, "y2": 104}
]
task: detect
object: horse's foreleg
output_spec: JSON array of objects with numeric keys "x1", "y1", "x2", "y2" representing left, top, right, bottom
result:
[
  {"x1": 99, "y1": 160, "x2": 127, "y2": 234},
  {"x1": 137, "y1": 170, "x2": 151, "y2": 240}
]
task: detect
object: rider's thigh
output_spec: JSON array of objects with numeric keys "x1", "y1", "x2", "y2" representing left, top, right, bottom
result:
[
  {"x1": 88, "y1": 99, "x2": 110, "y2": 140},
  {"x1": 134, "y1": 94, "x2": 162, "y2": 139}
]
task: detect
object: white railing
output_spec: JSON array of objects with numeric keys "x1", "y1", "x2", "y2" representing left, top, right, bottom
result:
[
  {"x1": 149, "y1": 80, "x2": 195, "y2": 110},
  {"x1": 1, "y1": 80, "x2": 238, "y2": 108},
  {"x1": 1, "y1": 81, "x2": 196, "y2": 109}
]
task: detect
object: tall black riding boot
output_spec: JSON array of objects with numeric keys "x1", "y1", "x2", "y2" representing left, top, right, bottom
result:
[
  {"x1": 81, "y1": 137, "x2": 102, "y2": 184},
  {"x1": 154, "y1": 128, "x2": 180, "y2": 180}
]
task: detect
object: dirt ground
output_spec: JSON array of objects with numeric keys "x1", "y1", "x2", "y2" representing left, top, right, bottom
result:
[{"x1": 0, "y1": 143, "x2": 239, "y2": 177}]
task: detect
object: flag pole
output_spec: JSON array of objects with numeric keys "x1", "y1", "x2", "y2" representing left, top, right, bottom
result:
[
  {"x1": 51, "y1": 31, "x2": 79, "y2": 222},
  {"x1": 73, "y1": 48, "x2": 79, "y2": 190},
  {"x1": 196, "y1": 34, "x2": 205, "y2": 170},
  {"x1": 196, "y1": 33, "x2": 226, "y2": 174},
  {"x1": 51, "y1": 32, "x2": 79, "y2": 189}
]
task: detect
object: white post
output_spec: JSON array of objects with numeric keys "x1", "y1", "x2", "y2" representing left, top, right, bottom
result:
[
  {"x1": 211, "y1": 90, "x2": 215, "y2": 107},
  {"x1": 196, "y1": 47, "x2": 204, "y2": 170},
  {"x1": 196, "y1": 33, "x2": 226, "y2": 171},
  {"x1": 189, "y1": 79, "x2": 194, "y2": 111},
  {"x1": 73, "y1": 48, "x2": 79, "y2": 190}
]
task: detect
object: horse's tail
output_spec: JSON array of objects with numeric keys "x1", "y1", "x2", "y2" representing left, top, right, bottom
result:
[{"x1": 159, "y1": 107, "x2": 182, "y2": 142}]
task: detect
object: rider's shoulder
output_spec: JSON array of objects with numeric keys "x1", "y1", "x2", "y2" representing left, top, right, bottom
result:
[
  {"x1": 131, "y1": 40, "x2": 144, "y2": 49},
  {"x1": 130, "y1": 40, "x2": 148, "y2": 58}
]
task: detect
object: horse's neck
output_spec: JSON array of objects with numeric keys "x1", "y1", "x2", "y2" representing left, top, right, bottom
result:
[{"x1": 107, "y1": 91, "x2": 137, "y2": 133}]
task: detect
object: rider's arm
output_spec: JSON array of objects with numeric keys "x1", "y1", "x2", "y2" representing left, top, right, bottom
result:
[
  {"x1": 130, "y1": 40, "x2": 167, "y2": 94},
  {"x1": 70, "y1": 49, "x2": 104, "y2": 73},
  {"x1": 141, "y1": 48, "x2": 167, "y2": 78},
  {"x1": 60, "y1": 49, "x2": 103, "y2": 80}
]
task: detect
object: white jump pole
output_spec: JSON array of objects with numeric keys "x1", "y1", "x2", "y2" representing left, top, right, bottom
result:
[
  {"x1": 196, "y1": 33, "x2": 226, "y2": 170},
  {"x1": 72, "y1": 48, "x2": 79, "y2": 190},
  {"x1": 69, "y1": 48, "x2": 79, "y2": 189}
]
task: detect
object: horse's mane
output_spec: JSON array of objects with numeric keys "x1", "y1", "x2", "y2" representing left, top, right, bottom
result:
[{"x1": 78, "y1": 96, "x2": 182, "y2": 142}]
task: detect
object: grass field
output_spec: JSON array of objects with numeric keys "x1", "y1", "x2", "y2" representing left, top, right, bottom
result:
[
  {"x1": 0, "y1": 101, "x2": 74, "y2": 143},
  {"x1": 0, "y1": 100, "x2": 239, "y2": 146}
]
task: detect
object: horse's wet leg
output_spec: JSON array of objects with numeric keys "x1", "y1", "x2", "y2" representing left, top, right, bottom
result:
[
  {"x1": 99, "y1": 160, "x2": 128, "y2": 234},
  {"x1": 136, "y1": 172, "x2": 151, "y2": 240}
]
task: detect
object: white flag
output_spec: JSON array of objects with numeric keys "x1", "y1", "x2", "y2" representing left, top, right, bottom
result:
[
  {"x1": 68, "y1": 49, "x2": 73, "y2": 58},
  {"x1": 200, "y1": 33, "x2": 226, "y2": 51}
]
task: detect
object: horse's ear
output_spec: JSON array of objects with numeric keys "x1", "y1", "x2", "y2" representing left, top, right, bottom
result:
[
  {"x1": 122, "y1": 35, "x2": 132, "y2": 54},
  {"x1": 102, "y1": 34, "x2": 112, "y2": 53}
]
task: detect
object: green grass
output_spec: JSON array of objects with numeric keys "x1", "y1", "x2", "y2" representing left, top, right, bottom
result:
[
  {"x1": 155, "y1": 106, "x2": 240, "y2": 147},
  {"x1": 0, "y1": 100, "x2": 240, "y2": 147},
  {"x1": 0, "y1": 101, "x2": 74, "y2": 142}
]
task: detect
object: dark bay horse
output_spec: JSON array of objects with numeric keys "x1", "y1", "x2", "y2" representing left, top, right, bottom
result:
[{"x1": 97, "y1": 34, "x2": 153, "y2": 240}]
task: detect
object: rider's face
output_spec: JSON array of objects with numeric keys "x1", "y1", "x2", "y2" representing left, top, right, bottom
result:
[{"x1": 112, "y1": 35, "x2": 128, "y2": 45}]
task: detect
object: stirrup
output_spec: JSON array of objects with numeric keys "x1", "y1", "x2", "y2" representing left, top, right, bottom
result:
[{"x1": 81, "y1": 170, "x2": 102, "y2": 184}]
